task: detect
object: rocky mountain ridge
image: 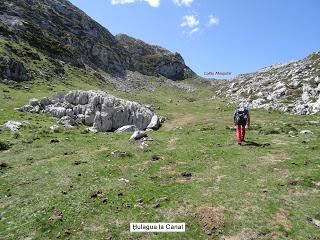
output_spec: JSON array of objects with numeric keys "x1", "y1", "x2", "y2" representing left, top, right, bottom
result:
[
  {"x1": 0, "y1": 0, "x2": 194, "y2": 83},
  {"x1": 217, "y1": 51, "x2": 320, "y2": 114}
]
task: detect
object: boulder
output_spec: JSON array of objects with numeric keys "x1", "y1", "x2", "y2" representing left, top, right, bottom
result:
[
  {"x1": 60, "y1": 116, "x2": 74, "y2": 126},
  {"x1": 115, "y1": 125, "x2": 139, "y2": 133},
  {"x1": 65, "y1": 108, "x2": 74, "y2": 117},
  {"x1": 300, "y1": 130, "x2": 313, "y2": 134},
  {"x1": 147, "y1": 115, "x2": 160, "y2": 130},
  {"x1": 47, "y1": 106, "x2": 66, "y2": 118},
  {"x1": 29, "y1": 98, "x2": 39, "y2": 106},
  {"x1": 75, "y1": 114, "x2": 85, "y2": 125},
  {"x1": 93, "y1": 111, "x2": 112, "y2": 132},
  {"x1": 4, "y1": 121, "x2": 22, "y2": 131},
  {"x1": 84, "y1": 109, "x2": 95, "y2": 126},
  {"x1": 30, "y1": 105, "x2": 40, "y2": 113},
  {"x1": 40, "y1": 97, "x2": 51, "y2": 107},
  {"x1": 50, "y1": 125, "x2": 59, "y2": 130},
  {"x1": 65, "y1": 91, "x2": 77, "y2": 104},
  {"x1": 159, "y1": 116, "x2": 167, "y2": 124},
  {"x1": 130, "y1": 131, "x2": 147, "y2": 140},
  {"x1": 78, "y1": 91, "x2": 89, "y2": 105},
  {"x1": 19, "y1": 90, "x2": 162, "y2": 132},
  {"x1": 251, "y1": 98, "x2": 265, "y2": 108}
]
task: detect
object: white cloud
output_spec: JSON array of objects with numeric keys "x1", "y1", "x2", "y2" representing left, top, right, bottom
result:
[
  {"x1": 111, "y1": 0, "x2": 135, "y2": 5},
  {"x1": 111, "y1": 0, "x2": 160, "y2": 7},
  {"x1": 208, "y1": 15, "x2": 219, "y2": 26},
  {"x1": 145, "y1": 0, "x2": 160, "y2": 7},
  {"x1": 173, "y1": 0, "x2": 193, "y2": 7},
  {"x1": 189, "y1": 27, "x2": 200, "y2": 34},
  {"x1": 180, "y1": 15, "x2": 199, "y2": 28}
]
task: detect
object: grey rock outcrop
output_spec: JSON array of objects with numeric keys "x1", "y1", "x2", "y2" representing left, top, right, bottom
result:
[
  {"x1": 0, "y1": 56, "x2": 29, "y2": 83},
  {"x1": 18, "y1": 90, "x2": 163, "y2": 132},
  {"x1": 217, "y1": 52, "x2": 320, "y2": 115},
  {"x1": 4, "y1": 121, "x2": 22, "y2": 131}
]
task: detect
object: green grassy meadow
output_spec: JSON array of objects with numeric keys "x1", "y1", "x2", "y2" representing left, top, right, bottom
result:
[{"x1": 0, "y1": 77, "x2": 320, "y2": 240}]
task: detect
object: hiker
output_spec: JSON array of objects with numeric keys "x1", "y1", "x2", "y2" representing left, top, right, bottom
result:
[{"x1": 234, "y1": 103, "x2": 250, "y2": 145}]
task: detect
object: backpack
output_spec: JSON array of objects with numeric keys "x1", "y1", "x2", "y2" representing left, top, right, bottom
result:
[{"x1": 235, "y1": 108, "x2": 248, "y2": 125}]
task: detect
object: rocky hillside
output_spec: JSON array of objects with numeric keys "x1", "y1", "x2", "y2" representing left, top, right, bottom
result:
[
  {"x1": 218, "y1": 52, "x2": 320, "y2": 114},
  {"x1": 116, "y1": 34, "x2": 193, "y2": 80},
  {"x1": 0, "y1": 0, "x2": 194, "y2": 83}
]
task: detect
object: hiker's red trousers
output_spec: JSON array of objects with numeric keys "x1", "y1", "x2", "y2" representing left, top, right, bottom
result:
[{"x1": 235, "y1": 125, "x2": 246, "y2": 143}]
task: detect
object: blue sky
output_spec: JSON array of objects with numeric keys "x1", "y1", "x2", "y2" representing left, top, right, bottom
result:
[{"x1": 69, "y1": 0, "x2": 320, "y2": 79}]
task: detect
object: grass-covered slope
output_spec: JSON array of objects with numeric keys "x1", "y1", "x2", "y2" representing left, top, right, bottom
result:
[{"x1": 0, "y1": 78, "x2": 319, "y2": 239}]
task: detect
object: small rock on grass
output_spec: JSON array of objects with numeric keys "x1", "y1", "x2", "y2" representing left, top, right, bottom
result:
[
  {"x1": 49, "y1": 125, "x2": 59, "y2": 131},
  {"x1": 153, "y1": 202, "x2": 161, "y2": 208},
  {"x1": 181, "y1": 171, "x2": 192, "y2": 177},
  {"x1": 64, "y1": 228, "x2": 72, "y2": 235},
  {"x1": 50, "y1": 139, "x2": 60, "y2": 143},
  {"x1": 312, "y1": 181, "x2": 320, "y2": 187},
  {"x1": 300, "y1": 130, "x2": 313, "y2": 134},
  {"x1": 151, "y1": 155, "x2": 162, "y2": 161},
  {"x1": 312, "y1": 218, "x2": 320, "y2": 228},
  {"x1": 73, "y1": 160, "x2": 87, "y2": 165},
  {"x1": 90, "y1": 190, "x2": 105, "y2": 199},
  {"x1": 48, "y1": 209, "x2": 64, "y2": 221},
  {"x1": 102, "y1": 237, "x2": 113, "y2": 240},
  {"x1": 288, "y1": 180, "x2": 299, "y2": 186},
  {"x1": 118, "y1": 177, "x2": 130, "y2": 183},
  {"x1": 64, "y1": 151, "x2": 75, "y2": 155},
  {"x1": 0, "y1": 161, "x2": 8, "y2": 168},
  {"x1": 4, "y1": 121, "x2": 22, "y2": 131},
  {"x1": 111, "y1": 150, "x2": 129, "y2": 158},
  {"x1": 130, "y1": 131, "x2": 147, "y2": 140},
  {"x1": 157, "y1": 196, "x2": 169, "y2": 201},
  {"x1": 136, "y1": 198, "x2": 144, "y2": 203}
]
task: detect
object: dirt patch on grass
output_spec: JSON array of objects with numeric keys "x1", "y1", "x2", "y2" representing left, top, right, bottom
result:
[
  {"x1": 216, "y1": 175, "x2": 227, "y2": 182},
  {"x1": 256, "y1": 153, "x2": 288, "y2": 165},
  {"x1": 163, "y1": 113, "x2": 198, "y2": 130},
  {"x1": 159, "y1": 164, "x2": 176, "y2": 175},
  {"x1": 271, "y1": 138, "x2": 289, "y2": 146},
  {"x1": 233, "y1": 205, "x2": 260, "y2": 221},
  {"x1": 196, "y1": 205, "x2": 224, "y2": 235},
  {"x1": 273, "y1": 208, "x2": 291, "y2": 229},
  {"x1": 291, "y1": 188, "x2": 320, "y2": 196},
  {"x1": 221, "y1": 228, "x2": 257, "y2": 240},
  {"x1": 273, "y1": 167, "x2": 290, "y2": 177},
  {"x1": 168, "y1": 137, "x2": 179, "y2": 145},
  {"x1": 160, "y1": 204, "x2": 193, "y2": 221},
  {"x1": 163, "y1": 113, "x2": 213, "y2": 130},
  {"x1": 167, "y1": 137, "x2": 179, "y2": 151}
]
